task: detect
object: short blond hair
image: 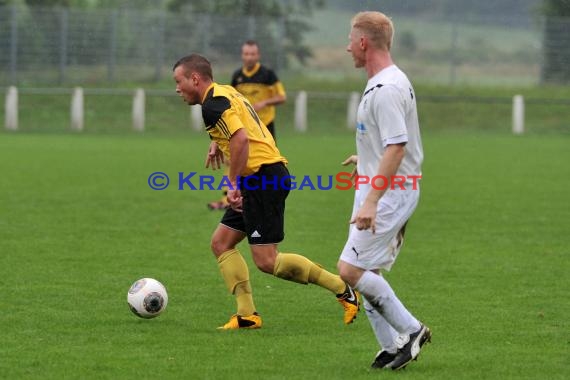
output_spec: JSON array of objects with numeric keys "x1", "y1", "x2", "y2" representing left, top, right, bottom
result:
[{"x1": 351, "y1": 11, "x2": 394, "y2": 51}]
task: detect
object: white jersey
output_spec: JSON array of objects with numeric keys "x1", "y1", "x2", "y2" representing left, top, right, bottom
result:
[
  {"x1": 341, "y1": 65, "x2": 423, "y2": 270},
  {"x1": 355, "y1": 65, "x2": 423, "y2": 194}
]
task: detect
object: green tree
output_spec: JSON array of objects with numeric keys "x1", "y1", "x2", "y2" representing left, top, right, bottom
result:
[
  {"x1": 25, "y1": 0, "x2": 71, "y2": 6},
  {"x1": 167, "y1": 0, "x2": 324, "y2": 67},
  {"x1": 542, "y1": 0, "x2": 570, "y2": 15},
  {"x1": 541, "y1": 0, "x2": 570, "y2": 83},
  {"x1": 22, "y1": 0, "x2": 168, "y2": 9}
]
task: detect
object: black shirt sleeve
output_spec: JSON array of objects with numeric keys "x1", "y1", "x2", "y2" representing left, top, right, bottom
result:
[
  {"x1": 202, "y1": 96, "x2": 231, "y2": 128},
  {"x1": 230, "y1": 69, "x2": 241, "y2": 87},
  {"x1": 266, "y1": 68, "x2": 279, "y2": 85}
]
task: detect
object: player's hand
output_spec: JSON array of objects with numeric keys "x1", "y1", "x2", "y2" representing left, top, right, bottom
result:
[
  {"x1": 350, "y1": 200, "x2": 376, "y2": 233},
  {"x1": 205, "y1": 142, "x2": 224, "y2": 170},
  {"x1": 253, "y1": 101, "x2": 266, "y2": 112},
  {"x1": 227, "y1": 188, "x2": 243, "y2": 212},
  {"x1": 341, "y1": 154, "x2": 358, "y2": 179}
]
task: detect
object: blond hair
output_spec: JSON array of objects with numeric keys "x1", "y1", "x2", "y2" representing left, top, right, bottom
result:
[{"x1": 351, "y1": 11, "x2": 394, "y2": 51}]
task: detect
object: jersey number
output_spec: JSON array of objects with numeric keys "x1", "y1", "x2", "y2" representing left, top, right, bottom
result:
[{"x1": 242, "y1": 99, "x2": 266, "y2": 138}]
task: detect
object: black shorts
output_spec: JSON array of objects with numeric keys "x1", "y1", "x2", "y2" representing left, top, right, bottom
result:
[{"x1": 220, "y1": 162, "x2": 290, "y2": 245}]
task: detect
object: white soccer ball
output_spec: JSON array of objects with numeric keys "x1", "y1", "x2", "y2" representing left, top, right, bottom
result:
[{"x1": 127, "y1": 278, "x2": 168, "y2": 319}]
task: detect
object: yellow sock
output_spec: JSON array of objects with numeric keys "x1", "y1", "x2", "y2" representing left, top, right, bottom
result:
[
  {"x1": 235, "y1": 281, "x2": 255, "y2": 316},
  {"x1": 308, "y1": 263, "x2": 347, "y2": 295},
  {"x1": 217, "y1": 249, "x2": 256, "y2": 316},
  {"x1": 274, "y1": 253, "x2": 346, "y2": 294}
]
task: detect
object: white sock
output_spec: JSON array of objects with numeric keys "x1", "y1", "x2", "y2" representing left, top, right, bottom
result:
[
  {"x1": 362, "y1": 296, "x2": 399, "y2": 353},
  {"x1": 355, "y1": 270, "x2": 420, "y2": 335}
]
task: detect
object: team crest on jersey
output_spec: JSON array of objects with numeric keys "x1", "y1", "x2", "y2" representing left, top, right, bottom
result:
[
  {"x1": 356, "y1": 122, "x2": 366, "y2": 132},
  {"x1": 237, "y1": 76, "x2": 243, "y2": 83}
]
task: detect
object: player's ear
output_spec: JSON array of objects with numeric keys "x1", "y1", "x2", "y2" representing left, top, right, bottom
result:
[
  {"x1": 359, "y1": 35, "x2": 367, "y2": 50},
  {"x1": 191, "y1": 72, "x2": 200, "y2": 85}
]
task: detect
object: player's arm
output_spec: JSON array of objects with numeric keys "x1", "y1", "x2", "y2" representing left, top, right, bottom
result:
[
  {"x1": 205, "y1": 141, "x2": 224, "y2": 170},
  {"x1": 224, "y1": 129, "x2": 248, "y2": 211},
  {"x1": 352, "y1": 86, "x2": 408, "y2": 232},
  {"x1": 253, "y1": 72, "x2": 286, "y2": 111},
  {"x1": 216, "y1": 103, "x2": 251, "y2": 211},
  {"x1": 351, "y1": 144, "x2": 404, "y2": 233},
  {"x1": 364, "y1": 85, "x2": 407, "y2": 205},
  {"x1": 364, "y1": 144, "x2": 405, "y2": 204},
  {"x1": 255, "y1": 94, "x2": 286, "y2": 109},
  {"x1": 268, "y1": 80, "x2": 287, "y2": 105},
  {"x1": 202, "y1": 95, "x2": 247, "y2": 188},
  {"x1": 341, "y1": 154, "x2": 358, "y2": 179},
  {"x1": 253, "y1": 89, "x2": 286, "y2": 111},
  {"x1": 227, "y1": 128, "x2": 248, "y2": 189}
]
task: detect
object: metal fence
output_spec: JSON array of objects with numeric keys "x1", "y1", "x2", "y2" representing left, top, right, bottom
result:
[
  {"x1": 0, "y1": 5, "x2": 568, "y2": 86},
  {"x1": 0, "y1": 6, "x2": 285, "y2": 85}
]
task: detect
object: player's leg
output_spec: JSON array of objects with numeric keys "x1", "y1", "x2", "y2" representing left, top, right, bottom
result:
[
  {"x1": 339, "y1": 259, "x2": 429, "y2": 368},
  {"x1": 338, "y1": 190, "x2": 430, "y2": 368},
  {"x1": 339, "y1": 260, "x2": 419, "y2": 333},
  {"x1": 248, "y1": 243, "x2": 359, "y2": 324},
  {"x1": 212, "y1": 209, "x2": 261, "y2": 329},
  {"x1": 362, "y1": 296, "x2": 400, "y2": 368},
  {"x1": 244, "y1": 163, "x2": 359, "y2": 324}
]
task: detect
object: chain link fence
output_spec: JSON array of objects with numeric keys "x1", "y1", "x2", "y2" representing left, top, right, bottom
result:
[
  {"x1": 0, "y1": 5, "x2": 568, "y2": 86},
  {"x1": 0, "y1": 6, "x2": 285, "y2": 85}
]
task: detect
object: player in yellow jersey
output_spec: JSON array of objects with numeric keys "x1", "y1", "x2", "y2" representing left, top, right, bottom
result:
[
  {"x1": 173, "y1": 53, "x2": 359, "y2": 329},
  {"x1": 208, "y1": 40, "x2": 286, "y2": 211},
  {"x1": 232, "y1": 40, "x2": 286, "y2": 140}
]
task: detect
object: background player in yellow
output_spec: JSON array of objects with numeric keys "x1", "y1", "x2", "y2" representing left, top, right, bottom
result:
[
  {"x1": 232, "y1": 40, "x2": 286, "y2": 139},
  {"x1": 172, "y1": 53, "x2": 359, "y2": 329},
  {"x1": 208, "y1": 40, "x2": 287, "y2": 210}
]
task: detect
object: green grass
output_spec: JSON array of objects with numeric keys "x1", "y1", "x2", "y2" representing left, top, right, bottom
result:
[{"x1": 0, "y1": 130, "x2": 568, "y2": 379}]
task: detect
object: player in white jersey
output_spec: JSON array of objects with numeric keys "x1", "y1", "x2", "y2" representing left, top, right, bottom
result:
[{"x1": 337, "y1": 11, "x2": 431, "y2": 370}]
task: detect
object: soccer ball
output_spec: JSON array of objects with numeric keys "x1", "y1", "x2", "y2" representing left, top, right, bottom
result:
[{"x1": 127, "y1": 278, "x2": 168, "y2": 319}]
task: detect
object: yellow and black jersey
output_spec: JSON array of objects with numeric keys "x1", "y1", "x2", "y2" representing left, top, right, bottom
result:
[
  {"x1": 201, "y1": 83, "x2": 287, "y2": 176},
  {"x1": 231, "y1": 63, "x2": 286, "y2": 126}
]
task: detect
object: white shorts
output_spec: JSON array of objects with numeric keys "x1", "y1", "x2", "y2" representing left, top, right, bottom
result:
[{"x1": 339, "y1": 189, "x2": 419, "y2": 271}]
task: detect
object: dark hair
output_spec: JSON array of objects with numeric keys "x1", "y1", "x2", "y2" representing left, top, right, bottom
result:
[
  {"x1": 243, "y1": 40, "x2": 259, "y2": 49},
  {"x1": 172, "y1": 54, "x2": 213, "y2": 80}
]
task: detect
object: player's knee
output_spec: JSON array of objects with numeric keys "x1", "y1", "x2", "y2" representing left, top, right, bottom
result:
[
  {"x1": 337, "y1": 261, "x2": 349, "y2": 279},
  {"x1": 338, "y1": 263, "x2": 359, "y2": 288},
  {"x1": 253, "y1": 257, "x2": 275, "y2": 274},
  {"x1": 338, "y1": 268, "x2": 351, "y2": 284},
  {"x1": 250, "y1": 246, "x2": 278, "y2": 274},
  {"x1": 210, "y1": 237, "x2": 232, "y2": 257}
]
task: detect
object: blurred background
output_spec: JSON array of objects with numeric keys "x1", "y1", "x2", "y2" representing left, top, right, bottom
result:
[
  {"x1": 0, "y1": 0, "x2": 569, "y2": 133},
  {"x1": 2, "y1": 4, "x2": 569, "y2": 380},
  {"x1": 1, "y1": 0, "x2": 569, "y2": 85}
]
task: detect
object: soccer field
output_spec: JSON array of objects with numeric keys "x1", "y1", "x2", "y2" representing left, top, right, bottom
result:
[{"x1": 0, "y1": 131, "x2": 568, "y2": 379}]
